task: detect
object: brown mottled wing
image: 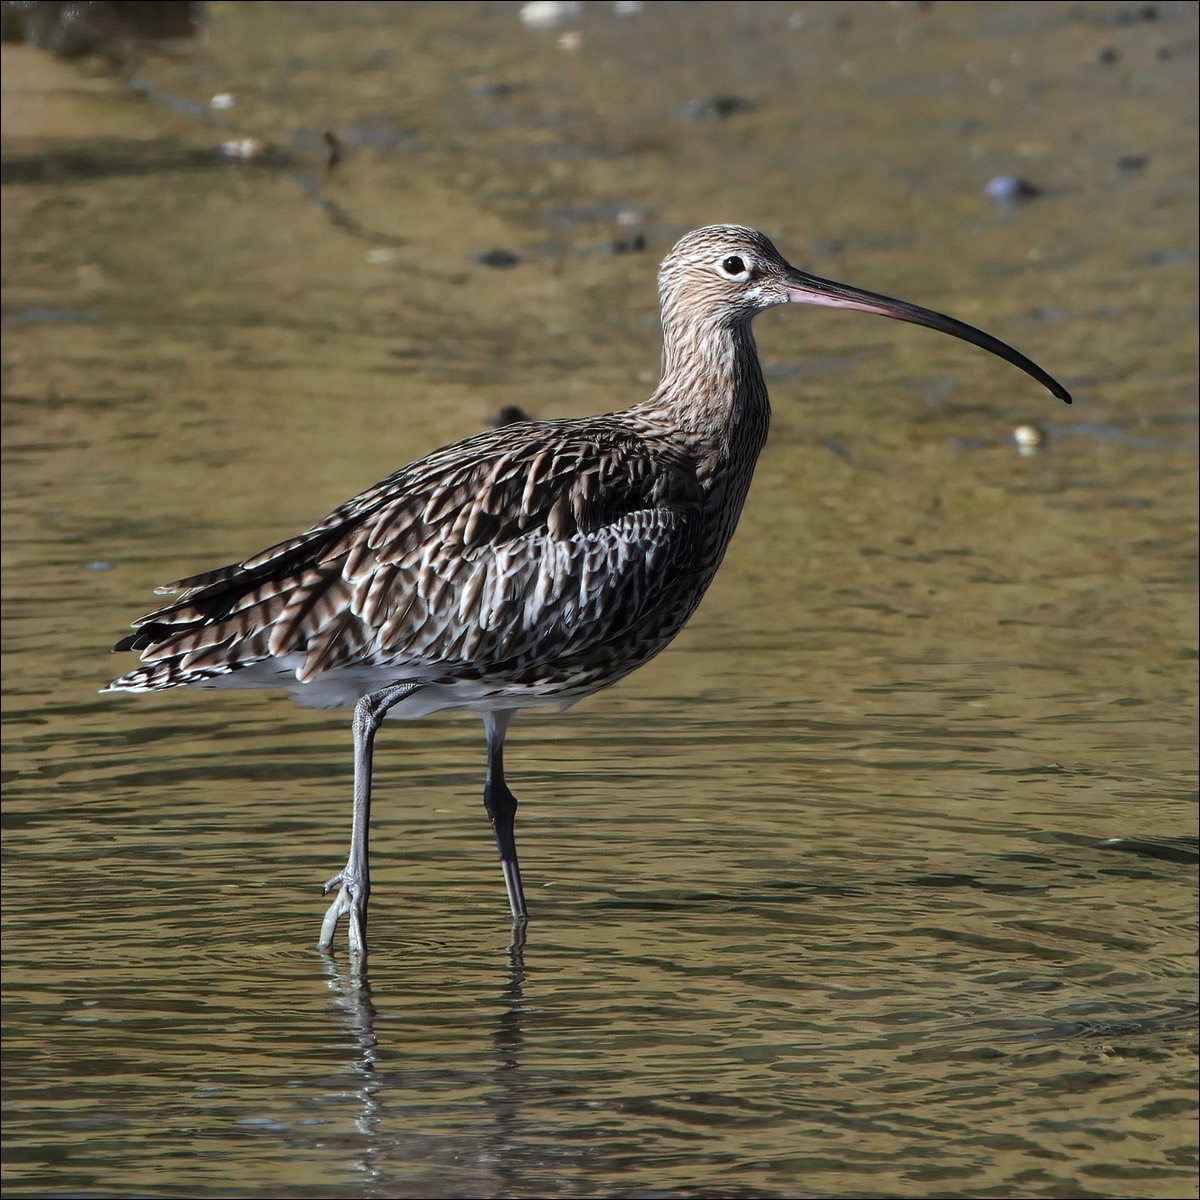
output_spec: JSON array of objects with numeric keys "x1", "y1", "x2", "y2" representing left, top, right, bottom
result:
[{"x1": 111, "y1": 418, "x2": 705, "y2": 691}]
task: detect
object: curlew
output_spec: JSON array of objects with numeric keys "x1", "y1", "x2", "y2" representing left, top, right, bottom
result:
[{"x1": 107, "y1": 225, "x2": 1071, "y2": 955}]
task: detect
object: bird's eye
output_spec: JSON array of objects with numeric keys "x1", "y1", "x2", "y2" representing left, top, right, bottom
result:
[{"x1": 719, "y1": 255, "x2": 748, "y2": 278}]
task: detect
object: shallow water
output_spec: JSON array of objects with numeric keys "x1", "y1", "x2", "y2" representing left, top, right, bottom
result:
[{"x1": 2, "y1": 3, "x2": 1197, "y2": 1198}]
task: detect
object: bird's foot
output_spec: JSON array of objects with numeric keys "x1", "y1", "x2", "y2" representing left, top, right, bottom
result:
[{"x1": 318, "y1": 866, "x2": 369, "y2": 956}]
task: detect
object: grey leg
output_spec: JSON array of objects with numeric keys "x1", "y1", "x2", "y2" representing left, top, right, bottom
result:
[
  {"x1": 319, "y1": 681, "x2": 428, "y2": 955},
  {"x1": 483, "y1": 711, "x2": 528, "y2": 922}
]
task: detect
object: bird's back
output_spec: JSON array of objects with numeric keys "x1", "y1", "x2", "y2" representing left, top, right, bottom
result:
[{"x1": 108, "y1": 415, "x2": 717, "y2": 711}]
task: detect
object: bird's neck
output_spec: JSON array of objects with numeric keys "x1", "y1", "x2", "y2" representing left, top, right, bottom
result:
[{"x1": 636, "y1": 317, "x2": 772, "y2": 487}]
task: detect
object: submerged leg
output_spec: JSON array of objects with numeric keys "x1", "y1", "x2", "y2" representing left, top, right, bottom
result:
[
  {"x1": 319, "y1": 681, "x2": 428, "y2": 956},
  {"x1": 483, "y1": 711, "x2": 528, "y2": 923}
]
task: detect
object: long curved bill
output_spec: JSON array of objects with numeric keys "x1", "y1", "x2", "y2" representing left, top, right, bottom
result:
[{"x1": 785, "y1": 268, "x2": 1071, "y2": 404}]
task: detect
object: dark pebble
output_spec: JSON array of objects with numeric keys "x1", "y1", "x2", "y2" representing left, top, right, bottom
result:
[
  {"x1": 1116, "y1": 153, "x2": 1148, "y2": 172},
  {"x1": 488, "y1": 405, "x2": 534, "y2": 428},
  {"x1": 609, "y1": 233, "x2": 646, "y2": 255},
  {"x1": 1113, "y1": 4, "x2": 1157, "y2": 24},
  {"x1": 984, "y1": 175, "x2": 1043, "y2": 204},
  {"x1": 679, "y1": 95, "x2": 755, "y2": 121},
  {"x1": 472, "y1": 81, "x2": 515, "y2": 99},
  {"x1": 473, "y1": 249, "x2": 520, "y2": 269}
]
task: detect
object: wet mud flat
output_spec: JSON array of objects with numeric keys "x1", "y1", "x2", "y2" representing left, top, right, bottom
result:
[{"x1": 2, "y1": 4, "x2": 1197, "y2": 1198}]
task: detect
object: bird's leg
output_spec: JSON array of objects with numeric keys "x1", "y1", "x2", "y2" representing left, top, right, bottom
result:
[
  {"x1": 319, "y1": 681, "x2": 428, "y2": 955},
  {"x1": 483, "y1": 711, "x2": 528, "y2": 923}
]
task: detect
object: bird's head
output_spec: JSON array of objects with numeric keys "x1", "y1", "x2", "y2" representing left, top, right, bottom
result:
[{"x1": 658, "y1": 224, "x2": 1071, "y2": 404}]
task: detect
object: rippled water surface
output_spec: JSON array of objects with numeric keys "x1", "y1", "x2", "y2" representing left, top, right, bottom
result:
[{"x1": 3, "y1": 3, "x2": 1197, "y2": 1197}]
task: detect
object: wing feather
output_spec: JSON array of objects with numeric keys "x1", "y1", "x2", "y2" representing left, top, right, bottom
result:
[{"x1": 110, "y1": 417, "x2": 706, "y2": 693}]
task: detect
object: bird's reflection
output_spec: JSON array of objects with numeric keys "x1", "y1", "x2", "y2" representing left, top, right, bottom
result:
[
  {"x1": 319, "y1": 948, "x2": 381, "y2": 1136},
  {"x1": 318, "y1": 923, "x2": 531, "y2": 1194},
  {"x1": 492, "y1": 921, "x2": 528, "y2": 1068}
]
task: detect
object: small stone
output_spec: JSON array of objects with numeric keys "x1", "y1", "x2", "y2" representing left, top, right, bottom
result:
[
  {"x1": 1113, "y1": 5, "x2": 1158, "y2": 25},
  {"x1": 473, "y1": 249, "x2": 521, "y2": 269},
  {"x1": 219, "y1": 138, "x2": 266, "y2": 160},
  {"x1": 1013, "y1": 423, "x2": 1046, "y2": 454},
  {"x1": 472, "y1": 82, "x2": 515, "y2": 100},
  {"x1": 488, "y1": 405, "x2": 534, "y2": 428},
  {"x1": 519, "y1": 1, "x2": 580, "y2": 29},
  {"x1": 609, "y1": 233, "x2": 646, "y2": 255},
  {"x1": 984, "y1": 175, "x2": 1042, "y2": 204},
  {"x1": 1116, "y1": 153, "x2": 1148, "y2": 172},
  {"x1": 679, "y1": 95, "x2": 755, "y2": 122}
]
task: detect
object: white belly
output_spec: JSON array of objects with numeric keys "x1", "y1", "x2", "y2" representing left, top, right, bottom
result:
[{"x1": 185, "y1": 653, "x2": 584, "y2": 718}]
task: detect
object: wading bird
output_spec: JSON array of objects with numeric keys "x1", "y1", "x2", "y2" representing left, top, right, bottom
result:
[{"x1": 108, "y1": 225, "x2": 1071, "y2": 955}]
